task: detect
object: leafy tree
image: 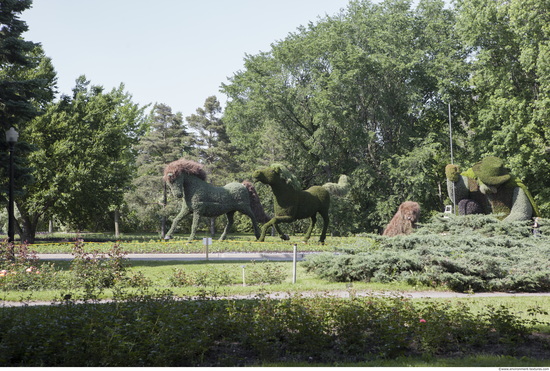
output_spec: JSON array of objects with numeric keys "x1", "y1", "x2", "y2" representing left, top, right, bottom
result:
[
  {"x1": 455, "y1": 0, "x2": 550, "y2": 216},
  {"x1": 124, "y1": 103, "x2": 196, "y2": 233},
  {"x1": 16, "y1": 76, "x2": 146, "y2": 242}
]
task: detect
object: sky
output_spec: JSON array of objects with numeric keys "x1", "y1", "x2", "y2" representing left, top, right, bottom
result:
[{"x1": 21, "y1": 0, "x2": 352, "y2": 117}]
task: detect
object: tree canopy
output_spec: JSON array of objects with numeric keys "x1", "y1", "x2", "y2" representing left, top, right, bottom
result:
[
  {"x1": 16, "y1": 77, "x2": 146, "y2": 241},
  {"x1": 222, "y1": 0, "x2": 471, "y2": 232}
]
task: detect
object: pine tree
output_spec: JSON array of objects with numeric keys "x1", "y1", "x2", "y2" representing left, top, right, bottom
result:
[
  {"x1": 125, "y1": 103, "x2": 196, "y2": 233},
  {"x1": 186, "y1": 96, "x2": 241, "y2": 184}
]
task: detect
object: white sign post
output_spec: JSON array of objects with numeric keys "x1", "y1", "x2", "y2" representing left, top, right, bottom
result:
[{"x1": 202, "y1": 237, "x2": 212, "y2": 260}]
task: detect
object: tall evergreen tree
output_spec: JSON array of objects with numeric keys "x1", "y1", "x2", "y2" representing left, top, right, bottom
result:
[
  {"x1": 0, "y1": 0, "x2": 48, "y2": 131},
  {"x1": 186, "y1": 96, "x2": 240, "y2": 184},
  {"x1": 1, "y1": 1, "x2": 57, "y2": 237},
  {"x1": 124, "y1": 103, "x2": 196, "y2": 233}
]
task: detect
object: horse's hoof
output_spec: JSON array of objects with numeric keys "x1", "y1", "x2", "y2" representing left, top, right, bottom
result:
[
  {"x1": 281, "y1": 234, "x2": 290, "y2": 241},
  {"x1": 164, "y1": 236, "x2": 171, "y2": 240}
]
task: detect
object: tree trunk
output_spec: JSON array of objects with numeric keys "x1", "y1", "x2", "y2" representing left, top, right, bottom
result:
[
  {"x1": 19, "y1": 216, "x2": 38, "y2": 244},
  {"x1": 114, "y1": 209, "x2": 120, "y2": 238},
  {"x1": 210, "y1": 217, "x2": 216, "y2": 237},
  {"x1": 161, "y1": 182, "x2": 167, "y2": 239}
]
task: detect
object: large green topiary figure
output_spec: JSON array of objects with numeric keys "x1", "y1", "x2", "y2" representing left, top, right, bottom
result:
[
  {"x1": 252, "y1": 164, "x2": 349, "y2": 243},
  {"x1": 446, "y1": 156, "x2": 540, "y2": 222},
  {"x1": 164, "y1": 159, "x2": 267, "y2": 241}
]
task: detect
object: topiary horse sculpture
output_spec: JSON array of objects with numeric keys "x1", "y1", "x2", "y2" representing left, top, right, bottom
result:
[
  {"x1": 164, "y1": 159, "x2": 268, "y2": 241},
  {"x1": 252, "y1": 163, "x2": 349, "y2": 243}
]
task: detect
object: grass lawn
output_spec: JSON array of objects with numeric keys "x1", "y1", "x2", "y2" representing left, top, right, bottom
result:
[{"x1": 265, "y1": 354, "x2": 550, "y2": 367}]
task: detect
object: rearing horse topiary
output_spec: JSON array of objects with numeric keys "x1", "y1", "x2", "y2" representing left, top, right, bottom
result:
[
  {"x1": 164, "y1": 159, "x2": 268, "y2": 241},
  {"x1": 253, "y1": 164, "x2": 349, "y2": 243}
]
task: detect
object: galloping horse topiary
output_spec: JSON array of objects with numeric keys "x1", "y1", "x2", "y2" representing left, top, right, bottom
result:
[
  {"x1": 253, "y1": 164, "x2": 349, "y2": 243},
  {"x1": 164, "y1": 159, "x2": 269, "y2": 241}
]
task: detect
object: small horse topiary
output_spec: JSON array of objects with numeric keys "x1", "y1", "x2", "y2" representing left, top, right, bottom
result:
[
  {"x1": 164, "y1": 159, "x2": 268, "y2": 241},
  {"x1": 252, "y1": 163, "x2": 349, "y2": 243}
]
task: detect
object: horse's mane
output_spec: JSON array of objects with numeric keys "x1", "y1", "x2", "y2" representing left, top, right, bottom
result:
[
  {"x1": 270, "y1": 163, "x2": 301, "y2": 190},
  {"x1": 163, "y1": 159, "x2": 207, "y2": 183}
]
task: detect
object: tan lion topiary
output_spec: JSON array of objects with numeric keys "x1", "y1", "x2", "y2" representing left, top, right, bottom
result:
[{"x1": 382, "y1": 201, "x2": 421, "y2": 237}]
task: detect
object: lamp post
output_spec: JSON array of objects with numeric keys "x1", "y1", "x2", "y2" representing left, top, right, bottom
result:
[{"x1": 6, "y1": 127, "x2": 18, "y2": 243}]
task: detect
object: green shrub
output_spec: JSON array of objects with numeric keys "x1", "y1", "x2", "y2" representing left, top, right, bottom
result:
[
  {"x1": 304, "y1": 215, "x2": 550, "y2": 292},
  {"x1": 0, "y1": 294, "x2": 545, "y2": 366},
  {"x1": 68, "y1": 241, "x2": 130, "y2": 296},
  {"x1": 246, "y1": 262, "x2": 287, "y2": 285},
  {"x1": 169, "y1": 267, "x2": 235, "y2": 287}
]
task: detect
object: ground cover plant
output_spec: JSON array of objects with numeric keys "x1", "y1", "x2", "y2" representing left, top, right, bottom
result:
[{"x1": 303, "y1": 215, "x2": 550, "y2": 293}]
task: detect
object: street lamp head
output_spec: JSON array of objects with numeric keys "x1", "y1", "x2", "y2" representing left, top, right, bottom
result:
[{"x1": 6, "y1": 127, "x2": 19, "y2": 145}]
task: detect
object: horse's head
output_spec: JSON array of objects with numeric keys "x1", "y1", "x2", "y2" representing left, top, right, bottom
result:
[
  {"x1": 253, "y1": 164, "x2": 301, "y2": 190},
  {"x1": 252, "y1": 166, "x2": 279, "y2": 185},
  {"x1": 163, "y1": 159, "x2": 207, "y2": 199},
  {"x1": 165, "y1": 173, "x2": 184, "y2": 198}
]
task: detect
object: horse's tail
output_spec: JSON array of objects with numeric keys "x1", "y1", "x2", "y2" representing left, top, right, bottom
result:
[
  {"x1": 322, "y1": 175, "x2": 350, "y2": 197},
  {"x1": 242, "y1": 181, "x2": 271, "y2": 223}
]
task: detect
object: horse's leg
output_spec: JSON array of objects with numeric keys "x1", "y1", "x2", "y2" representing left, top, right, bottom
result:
[
  {"x1": 274, "y1": 224, "x2": 289, "y2": 240},
  {"x1": 189, "y1": 211, "x2": 201, "y2": 241},
  {"x1": 220, "y1": 211, "x2": 235, "y2": 241},
  {"x1": 260, "y1": 216, "x2": 294, "y2": 241},
  {"x1": 240, "y1": 207, "x2": 261, "y2": 240},
  {"x1": 304, "y1": 214, "x2": 317, "y2": 242},
  {"x1": 259, "y1": 217, "x2": 276, "y2": 242},
  {"x1": 165, "y1": 204, "x2": 190, "y2": 239},
  {"x1": 319, "y1": 210, "x2": 329, "y2": 244}
]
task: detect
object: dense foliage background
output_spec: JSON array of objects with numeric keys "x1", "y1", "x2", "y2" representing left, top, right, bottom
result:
[{"x1": 1, "y1": 0, "x2": 550, "y2": 241}]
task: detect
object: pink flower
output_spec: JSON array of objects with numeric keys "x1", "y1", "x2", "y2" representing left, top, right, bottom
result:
[
  {"x1": 0, "y1": 270, "x2": 7, "y2": 277},
  {"x1": 26, "y1": 267, "x2": 34, "y2": 273},
  {"x1": 419, "y1": 319, "x2": 427, "y2": 323}
]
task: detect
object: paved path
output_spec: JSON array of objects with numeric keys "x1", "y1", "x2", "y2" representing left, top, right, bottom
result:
[
  {"x1": 36, "y1": 252, "x2": 307, "y2": 261},
  {"x1": 2, "y1": 290, "x2": 549, "y2": 308}
]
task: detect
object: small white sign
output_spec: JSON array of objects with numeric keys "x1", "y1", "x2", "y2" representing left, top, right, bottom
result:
[{"x1": 202, "y1": 238, "x2": 212, "y2": 245}]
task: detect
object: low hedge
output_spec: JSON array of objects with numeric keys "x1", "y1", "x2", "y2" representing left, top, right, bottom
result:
[{"x1": 0, "y1": 293, "x2": 546, "y2": 366}]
